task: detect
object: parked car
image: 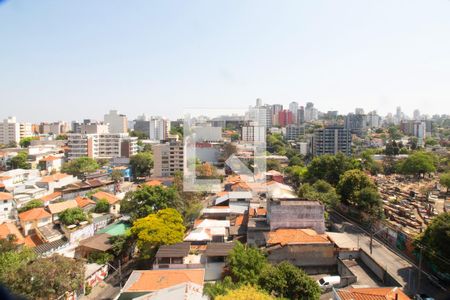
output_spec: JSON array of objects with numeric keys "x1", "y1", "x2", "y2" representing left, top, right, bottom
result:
[{"x1": 317, "y1": 276, "x2": 341, "y2": 291}]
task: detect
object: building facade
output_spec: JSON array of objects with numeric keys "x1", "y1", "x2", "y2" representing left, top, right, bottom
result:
[
  {"x1": 104, "y1": 110, "x2": 128, "y2": 134},
  {"x1": 153, "y1": 141, "x2": 184, "y2": 177},
  {"x1": 312, "y1": 126, "x2": 352, "y2": 156},
  {"x1": 0, "y1": 117, "x2": 20, "y2": 145}
]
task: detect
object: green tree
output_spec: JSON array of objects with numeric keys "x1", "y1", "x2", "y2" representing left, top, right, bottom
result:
[
  {"x1": 336, "y1": 169, "x2": 376, "y2": 206},
  {"x1": 19, "y1": 137, "x2": 37, "y2": 148},
  {"x1": 259, "y1": 261, "x2": 321, "y2": 300},
  {"x1": 0, "y1": 246, "x2": 36, "y2": 284},
  {"x1": 398, "y1": 151, "x2": 436, "y2": 177},
  {"x1": 298, "y1": 180, "x2": 340, "y2": 208},
  {"x1": 110, "y1": 234, "x2": 134, "y2": 257},
  {"x1": 8, "y1": 254, "x2": 85, "y2": 300},
  {"x1": 285, "y1": 165, "x2": 307, "y2": 189},
  {"x1": 216, "y1": 284, "x2": 274, "y2": 300},
  {"x1": 129, "y1": 130, "x2": 148, "y2": 140},
  {"x1": 130, "y1": 152, "x2": 153, "y2": 178},
  {"x1": 111, "y1": 169, "x2": 123, "y2": 183},
  {"x1": 415, "y1": 212, "x2": 450, "y2": 273},
  {"x1": 94, "y1": 199, "x2": 110, "y2": 213},
  {"x1": 18, "y1": 199, "x2": 44, "y2": 213},
  {"x1": 358, "y1": 187, "x2": 383, "y2": 218},
  {"x1": 61, "y1": 157, "x2": 99, "y2": 178},
  {"x1": 59, "y1": 207, "x2": 88, "y2": 225},
  {"x1": 9, "y1": 151, "x2": 30, "y2": 169},
  {"x1": 440, "y1": 172, "x2": 450, "y2": 192},
  {"x1": 87, "y1": 251, "x2": 114, "y2": 264},
  {"x1": 227, "y1": 241, "x2": 268, "y2": 285},
  {"x1": 305, "y1": 153, "x2": 360, "y2": 186},
  {"x1": 55, "y1": 134, "x2": 68, "y2": 140},
  {"x1": 121, "y1": 185, "x2": 181, "y2": 221},
  {"x1": 266, "y1": 159, "x2": 281, "y2": 172},
  {"x1": 131, "y1": 208, "x2": 185, "y2": 258},
  {"x1": 204, "y1": 276, "x2": 239, "y2": 299}
]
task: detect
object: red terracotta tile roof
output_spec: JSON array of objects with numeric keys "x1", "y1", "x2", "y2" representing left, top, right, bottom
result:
[
  {"x1": 337, "y1": 287, "x2": 410, "y2": 300},
  {"x1": 23, "y1": 234, "x2": 43, "y2": 248},
  {"x1": 0, "y1": 192, "x2": 13, "y2": 201},
  {"x1": 0, "y1": 223, "x2": 25, "y2": 244},
  {"x1": 267, "y1": 228, "x2": 330, "y2": 246},
  {"x1": 124, "y1": 269, "x2": 205, "y2": 292},
  {"x1": 92, "y1": 191, "x2": 119, "y2": 204},
  {"x1": 19, "y1": 207, "x2": 51, "y2": 221},
  {"x1": 75, "y1": 196, "x2": 95, "y2": 208},
  {"x1": 144, "y1": 180, "x2": 163, "y2": 187},
  {"x1": 39, "y1": 173, "x2": 70, "y2": 183},
  {"x1": 40, "y1": 191, "x2": 62, "y2": 202},
  {"x1": 40, "y1": 155, "x2": 60, "y2": 162}
]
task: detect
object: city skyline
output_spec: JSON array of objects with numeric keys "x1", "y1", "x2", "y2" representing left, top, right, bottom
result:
[{"x1": 1, "y1": 0, "x2": 450, "y2": 121}]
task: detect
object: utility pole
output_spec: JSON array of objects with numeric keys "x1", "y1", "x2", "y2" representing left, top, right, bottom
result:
[{"x1": 417, "y1": 246, "x2": 423, "y2": 294}]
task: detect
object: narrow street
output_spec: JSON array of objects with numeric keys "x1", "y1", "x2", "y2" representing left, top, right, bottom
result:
[{"x1": 329, "y1": 211, "x2": 449, "y2": 300}]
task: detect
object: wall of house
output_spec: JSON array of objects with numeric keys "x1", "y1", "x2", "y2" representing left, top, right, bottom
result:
[
  {"x1": 337, "y1": 258, "x2": 357, "y2": 287},
  {"x1": 268, "y1": 203, "x2": 325, "y2": 233},
  {"x1": 268, "y1": 243, "x2": 336, "y2": 274}
]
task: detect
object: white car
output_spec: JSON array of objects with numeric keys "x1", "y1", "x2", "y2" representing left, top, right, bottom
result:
[{"x1": 317, "y1": 276, "x2": 341, "y2": 290}]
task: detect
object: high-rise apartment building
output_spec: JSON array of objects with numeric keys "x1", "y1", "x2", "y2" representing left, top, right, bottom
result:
[
  {"x1": 0, "y1": 117, "x2": 20, "y2": 146},
  {"x1": 242, "y1": 125, "x2": 266, "y2": 143},
  {"x1": 312, "y1": 125, "x2": 352, "y2": 156},
  {"x1": 153, "y1": 141, "x2": 184, "y2": 177},
  {"x1": 344, "y1": 113, "x2": 367, "y2": 136},
  {"x1": 271, "y1": 104, "x2": 283, "y2": 126},
  {"x1": 67, "y1": 133, "x2": 137, "y2": 160},
  {"x1": 134, "y1": 116, "x2": 171, "y2": 141},
  {"x1": 289, "y1": 101, "x2": 299, "y2": 124},
  {"x1": 39, "y1": 121, "x2": 69, "y2": 135},
  {"x1": 19, "y1": 123, "x2": 33, "y2": 139},
  {"x1": 278, "y1": 110, "x2": 294, "y2": 127},
  {"x1": 285, "y1": 124, "x2": 305, "y2": 141},
  {"x1": 298, "y1": 106, "x2": 305, "y2": 124},
  {"x1": 304, "y1": 102, "x2": 318, "y2": 122},
  {"x1": 104, "y1": 110, "x2": 128, "y2": 134}
]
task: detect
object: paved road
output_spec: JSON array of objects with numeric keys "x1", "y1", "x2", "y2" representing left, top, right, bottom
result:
[{"x1": 330, "y1": 211, "x2": 449, "y2": 300}]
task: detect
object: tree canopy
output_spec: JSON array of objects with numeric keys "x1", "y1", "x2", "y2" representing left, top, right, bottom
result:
[
  {"x1": 130, "y1": 152, "x2": 153, "y2": 178},
  {"x1": 130, "y1": 208, "x2": 185, "y2": 257},
  {"x1": 61, "y1": 157, "x2": 99, "y2": 178},
  {"x1": 94, "y1": 199, "x2": 110, "y2": 213},
  {"x1": 227, "y1": 241, "x2": 268, "y2": 285},
  {"x1": 216, "y1": 285, "x2": 275, "y2": 300},
  {"x1": 415, "y1": 212, "x2": 450, "y2": 274},
  {"x1": 440, "y1": 172, "x2": 450, "y2": 192},
  {"x1": 18, "y1": 199, "x2": 44, "y2": 213},
  {"x1": 8, "y1": 254, "x2": 85, "y2": 300},
  {"x1": 305, "y1": 153, "x2": 360, "y2": 186},
  {"x1": 259, "y1": 261, "x2": 321, "y2": 300},
  {"x1": 9, "y1": 151, "x2": 30, "y2": 169},
  {"x1": 398, "y1": 152, "x2": 436, "y2": 177},
  {"x1": 58, "y1": 207, "x2": 88, "y2": 225},
  {"x1": 121, "y1": 185, "x2": 181, "y2": 221},
  {"x1": 298, "y1": 180, "x2": 340, "y2": 208},
  {"x1": 19, "y1": 137, "x2": 38, "y2": 148}
]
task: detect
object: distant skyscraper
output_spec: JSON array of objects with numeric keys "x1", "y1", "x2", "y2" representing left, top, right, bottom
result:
[
  {"x1": 355, "y1": 108, "x2": 364, "y2": 115},
  {"x1": 104, "y1": 110, "x2": 128, "y2": 133},
  {"x1": 298, "y1": 106, "x2": 305, "y2": 124},
  {"x1": 289, "y1": 101, "x2": 299, "y2": 124},
  {"x1": 0, "y1": 117, "x2": 20, "y2": 145},
  {"x1": 304, "y1": 102, "x2": 317, "y2": 122},
  {"x1": 278, "y1": 110, "x2": 294, "y2": 127},
  {"x1": 256, "y1": 98, "x2": 263, "y2": 107},
  {"x1": 271, "y1": 104, "x2": 283, "y2": 126},
  {"x1": 413, "y1": 109, "x2": 421, "y2": 120}
]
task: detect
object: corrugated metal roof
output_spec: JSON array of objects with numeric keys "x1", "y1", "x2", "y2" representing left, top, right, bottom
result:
[{"x1": 155, "y1": 242, "x2": 190, "y2": 258}]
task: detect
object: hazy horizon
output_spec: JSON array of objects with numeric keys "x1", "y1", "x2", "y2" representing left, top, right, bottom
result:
[{"x1": 1, "y1": 0, "x2": 450, "y2": 122}]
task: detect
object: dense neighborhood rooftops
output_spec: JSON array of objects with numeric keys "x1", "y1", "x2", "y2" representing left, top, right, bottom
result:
[
  {"x1": 19, "y1": 207, "x2": 51, "y2": 221},
  {"x1": 38, "y1": 173, "x2": 71, "y2": 183},
  {"x1": 34, "y1": 237, "x2": 68, "y2": 255},
  {"x1": 155, "y1": 242, "x2": 190, "y2": 258},
  {"x1": 266, "y1": 228, "x2": 330, "y2": 246},
  {"x1": 92, "y1": 190, "x2": 119, "y2": 204},
  {"x1": 335, "y1": 287, "x2": 410, "y2": 300},
  {"x1": 122, "y1": 269, "x2": 205, "y2": 293},
  {"x1": 48, "y1": 199, "x2": 78, "y2": 214}
]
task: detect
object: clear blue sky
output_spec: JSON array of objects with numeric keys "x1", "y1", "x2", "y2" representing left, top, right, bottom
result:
[{"x1": 1, "y1": 0, "x2": 449, "y2": 122}]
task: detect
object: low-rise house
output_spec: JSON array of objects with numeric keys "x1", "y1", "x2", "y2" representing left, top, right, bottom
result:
[
  {"x1": 0, "y1": 222, "x2": 25, "y2": 244},
  {"x1": 48, "y1": 199, "x2": 78, "y2": 222},
  {"x1": 40, "y1": 191, "x2": 62, "y2": 206},
  {"x1": 36, "y1": 173, "x2": 77, "y2": 193},
  {"x1": 0, "y1": 192, "x2": 15, "y2": 223},
  {"x1": 75, "y1": 196, "x2": 96, "y2": 212},
  {"x1": 265, "y1": 170, "x2": 284, "y2": 183},
  {"x1": 333, "y1": 287, "x2": 410, "y2": 300},
  {"x1": 184, "y1": 219, "x2": 230, "y2": 244},
  {"x1": 0, "y1": 169, "x2": 40, "y2": 189},
  {"x1": 213, "y1": 191, "x2": 253, "y2": 206},
  {"x1": 12, "y1": 185, "x2": 47, "y2": 209},
  {"x1": 92, "y1": 191, "x2": 120, "y2": 215},
  {"x1": 153, "y1": 242, "x2": 192, "y2": 269},
  {"x1": 18, "y1": 207, "x2": 52, "y2": 236},
  {"x1": 36, "y1": 223, "x2": 65, "y2": 243},
  {"x1": 75, "y1": 233, "x2": 112, "y2": 259},
  {"x1": 265, "y1": 228, "x2": 336, "y2": 274},
  {"x1": 118, "y1": 269, "x2": 205, "y2": 300},
  {"x1": 38, "y1": 155, "x2": 64, "y2": 173}
]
